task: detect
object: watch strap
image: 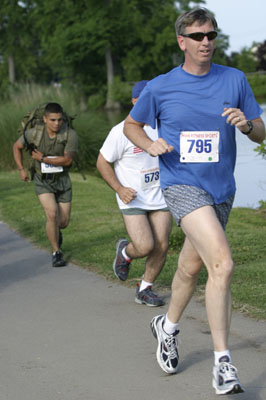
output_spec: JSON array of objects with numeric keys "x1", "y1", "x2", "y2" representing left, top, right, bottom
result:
[{"x1": 241, "y1": 120, "x2": 253, "y2": 135}]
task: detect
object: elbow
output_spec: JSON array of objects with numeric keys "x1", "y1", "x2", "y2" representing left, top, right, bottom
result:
[
  {"x1": 257, "y1": 131, "x2": 266, "y2": 144},
  {"x1": 64, "y1": 158, "x2": 73, "y2": 167}
]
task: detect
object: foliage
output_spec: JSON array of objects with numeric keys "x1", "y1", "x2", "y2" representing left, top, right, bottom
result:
[
  {"x1": 0, "y1": 0, "x2": 51, "y2": 84},
  {"x1": 246, "y1": 73, "x2": 266, "y2": 101},
  {"x1": 257, "y1": 40, "x2": 266, "y2": 71},
  {"x1": 229, "y1": 48, "x2": 258, "y2": 73},
  {"x1": 0, "y1": 0, "x2": 235, "y2": 104}
]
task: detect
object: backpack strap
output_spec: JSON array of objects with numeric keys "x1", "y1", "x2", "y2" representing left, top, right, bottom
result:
[{"x1": 32, "y1": 124, "x2": 45, "y2": 147}]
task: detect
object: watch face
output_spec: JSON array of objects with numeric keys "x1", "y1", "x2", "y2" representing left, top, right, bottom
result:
[{"x1": 247, "y1": 120, "x2": 253, "y2": 133}]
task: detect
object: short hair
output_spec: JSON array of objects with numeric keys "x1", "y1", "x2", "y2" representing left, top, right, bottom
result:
[
  {"x1": 175, "y1": 7, "x2": 218, "y2": 36},
  {"x1": 44, "y1": 102, "x2": 63, "y2": 115}
]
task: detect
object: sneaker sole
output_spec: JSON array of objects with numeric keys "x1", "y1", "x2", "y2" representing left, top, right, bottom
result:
[
  {"x1": 135, "y1": 297, "x2": 163, "y2": 307},
  {"x1": 53, "y1": 263, "x2": 66, "y2": 267},
  {"x1": 135, "y1": 297, "x2": 164, "y2": 307},
  {"x1": 212, "y1": 379, "x2": 244, "y2": 395},
  {"x1": 113, "y1": 239, "x2": 128, "y2": 281},
  {"x1": 150, "y1": 316, "x2": 178, "y2": 374}
]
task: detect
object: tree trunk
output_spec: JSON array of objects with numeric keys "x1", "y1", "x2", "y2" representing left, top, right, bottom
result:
[
  {"x1": 104, "y1": 46, "x2": 121, "y2": 110},
  {"x1": 8, "y1": 55, "x2": 15, "y2": 84}
]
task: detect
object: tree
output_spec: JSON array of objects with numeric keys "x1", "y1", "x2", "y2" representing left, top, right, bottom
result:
[
  {"x1": 0, "y1": 0, "x2": 234, "y2": 107},
  {"x1": 229, "y1": 47, "x2": 258, "y2": 73},
  {"x1": 257, "y1": 40, "x2": 266, "y2": 71},
  {"x1": 0, "y1": 0, "x2": 42, "y2": 84}
]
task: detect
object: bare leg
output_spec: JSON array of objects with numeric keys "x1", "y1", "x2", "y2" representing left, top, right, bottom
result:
[
  {"x1": 122, "y1": 211, "x2": 172, "y2": 282},
  {"x1": 58, "y1": 202, "x2": 71, "y2": 229},
  {"x1": 167, "y1": 236, "x2": 202, "y2": 322},
  {"x1": 38, "y1": 193, "x2": 60, "y2": 252},
  {"x1": 167, "y1": 205, "x2": 233, "y2": 352},
  {"x1": 144, "y1": 211, "x2": 172, "y2": 282}
]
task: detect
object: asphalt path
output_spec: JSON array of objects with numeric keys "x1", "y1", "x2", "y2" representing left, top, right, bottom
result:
[{"x1": 0, "y1": 221, "x2": 265, "y2": 400}]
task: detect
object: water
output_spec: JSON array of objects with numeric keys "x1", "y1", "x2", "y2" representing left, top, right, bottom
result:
[{"x1": 234, "y1": 104, "x2": 266, "y2": 208}]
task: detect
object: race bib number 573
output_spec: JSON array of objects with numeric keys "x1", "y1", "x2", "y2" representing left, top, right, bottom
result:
[
  {"x1": 140, "y1": 167, "x2": 160, "y2": 190},
  {"x1": 180, "y1": 131, "x2": 219, "y2": 163}
]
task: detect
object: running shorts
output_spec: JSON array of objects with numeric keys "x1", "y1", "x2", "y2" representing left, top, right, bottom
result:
[
  {"x1": 163, "y1": 184, "x2": 234, "y2": 230},
  {"x1": 34, "y1": 173, "x2": 72, "y2": 203}
]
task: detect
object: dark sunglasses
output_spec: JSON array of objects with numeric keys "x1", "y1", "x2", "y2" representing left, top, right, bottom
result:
[{"x1": 181, "y1": 31, "x2": 217, "y2": 42}]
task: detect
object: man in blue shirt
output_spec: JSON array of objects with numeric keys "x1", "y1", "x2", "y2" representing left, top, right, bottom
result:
[{"x1": 124, "y1": 7, "x2": 265, "y2": 396}]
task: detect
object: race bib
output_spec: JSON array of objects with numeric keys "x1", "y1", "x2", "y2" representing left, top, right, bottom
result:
[
  {"x1": 180, "y1": 131, "x2": 219, "y2": 163},
  {"x1": 41, "y1": 156, "x2": 63, "y2": 173},
  {"x1": 140, "y1": 167, "x2": 160, "y2": 190}
]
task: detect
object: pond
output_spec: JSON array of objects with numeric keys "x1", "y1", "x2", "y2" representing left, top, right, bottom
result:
[{"x1": 234, "y1": 104, "x2": 266, "y2": 208}]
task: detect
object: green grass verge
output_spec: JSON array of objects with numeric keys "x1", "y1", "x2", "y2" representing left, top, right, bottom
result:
[{"x1": 1, "y1": 171, "x2": 266, "y2": 320}]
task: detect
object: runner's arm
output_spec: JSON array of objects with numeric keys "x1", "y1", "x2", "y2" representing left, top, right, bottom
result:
[
  {"x1": 31, "y1": 149, "x2": 75, "y2": 167},
  {"x1": 13, "y1": 139, "x2": 29, "y2": 182},
  {"x1": 222, "y1": 108, "x2": 265, "y2": 144},
  {"x1": 246, "y1": 117, "x2": 265, "y2": 144},
  {"x1": 124, "y1": 114, "x2": 174, "y2": 156},
  {"x1": 96, "y1": 153, "x2": 136, "y2": 204}
]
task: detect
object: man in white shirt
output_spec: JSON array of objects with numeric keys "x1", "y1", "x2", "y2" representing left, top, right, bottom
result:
[{"x1": 97, "y1": 80, "x2": 172, "y2": 306}]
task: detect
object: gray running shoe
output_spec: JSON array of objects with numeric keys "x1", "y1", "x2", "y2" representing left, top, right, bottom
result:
[
  {"x1": 135, "y1": 284, "x2": 165, "y2": 307},
  {"x1": 212, "y1": 356, "x2": 244, "y2": 395},
  {"x1": 52, "y1": 250, "x2": 66, "y2": 267},
  {"x1": 113, "y1": 239, "x2": 131, "y2": 281},
  {"x1": 150, "y1": 314, "x2": 179, "y2": 374}
]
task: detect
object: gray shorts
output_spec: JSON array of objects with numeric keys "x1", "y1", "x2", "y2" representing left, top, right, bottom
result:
[
  {"x1": 163, "y1": 185, "x2": 234, "y2": 230},
  {"x1": 121, "y1": 207, "x2": 169, "y2": 216}
]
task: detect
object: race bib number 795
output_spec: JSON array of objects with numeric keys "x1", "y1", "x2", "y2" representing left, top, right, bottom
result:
[{"x1": 180, "y1": 131, "x2": 220, "y2": 163}]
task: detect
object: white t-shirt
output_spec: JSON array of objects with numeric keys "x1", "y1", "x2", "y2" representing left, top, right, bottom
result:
[{"x1": 100, "y1": 121, "x2": 167, "y2": 210}]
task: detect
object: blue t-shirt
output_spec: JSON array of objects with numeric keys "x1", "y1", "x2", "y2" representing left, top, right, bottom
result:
[{"x1": 130, "y1": 63, "x2": 263, "y2": 204}]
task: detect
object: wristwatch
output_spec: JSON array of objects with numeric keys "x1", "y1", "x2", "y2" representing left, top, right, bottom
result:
[
  {"x1": 241, "y1": 120, "x2": 253, "y2": 135},
  {"x1": 40, "y1": 155, "x2": 45, "y2": 162}
]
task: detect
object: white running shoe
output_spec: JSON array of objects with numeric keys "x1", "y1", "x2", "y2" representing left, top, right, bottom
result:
[
  {"x1": 212, "y1": 356, "x2": 244, "y2": 395},
  {"x1": 150, "y1": 314, "x2": 179, "y2": 374}
]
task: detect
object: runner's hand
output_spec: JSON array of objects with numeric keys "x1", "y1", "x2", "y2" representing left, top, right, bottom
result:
[
  {"x1": 222, "y1": 107, "x2": 248, "y2": 131},
  {"x1": 19, "y1": 169, "x2": 29, "y2": 182},
  {"x1": 31, "y1": 149, "x2": 43, "y2": 161},
  {"x1": 147, "y1": 138, "x2": 174, "y2": 156},
  {"x1": 117, "y1": 187, "x2": 137, "y2": 204}
]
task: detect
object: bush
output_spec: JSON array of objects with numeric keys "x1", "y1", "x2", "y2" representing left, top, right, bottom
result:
[{"x1": 246, "y1": 73, "x2": 266, "y2": 102}]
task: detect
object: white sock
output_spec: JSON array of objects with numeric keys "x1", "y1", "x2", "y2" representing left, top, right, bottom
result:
[
  {"x1": 163, "y1": 313, "x2": 179, "y2": 335},
  {"x1": 122, "y1": 247, "x2": 131, "y2": 261},
  {"x1": 214, "y1": 350, "x2": 232, "y2": 365},
  {"x1": 139, "y1": 280, "x2": 152, "y2": 292}
]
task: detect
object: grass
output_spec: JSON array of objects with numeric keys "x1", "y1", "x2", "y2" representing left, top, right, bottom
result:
[{"x1": 1, "y1": 170, "x2": 266, "y2": 320}]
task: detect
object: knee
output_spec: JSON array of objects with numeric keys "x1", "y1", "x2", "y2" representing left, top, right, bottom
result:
[
  {"x1": 60, "y1": 218, "x2": 69, "y2": 229},
  {"x1": 45, "y1": 209, "x2": 58, "y2": 223},
  {"x1": 133, "y1": 239, "x2": 154, "y2": 257},
  {"x1": 178, "y1": 259, "x2": 202, "y2": 282},
  {"x1": 156, "y1": 238, "x2": 169, "y2": 256},
  {"x1": 209, "y1": 257, "x2": 234, "y2": 286}
]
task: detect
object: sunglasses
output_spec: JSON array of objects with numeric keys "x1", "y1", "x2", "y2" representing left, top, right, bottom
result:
[{"x1": 180, "y1": 31, "x2": 217, "y2": 42}]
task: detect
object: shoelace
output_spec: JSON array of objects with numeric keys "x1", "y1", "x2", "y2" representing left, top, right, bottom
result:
[
  {"x1": 165, "y1": 331, "x2": 179, "y2": 359},
  {"x1": 219, "y1": 362, "x2": 238, "y2": 380},
  {"x1": 144, "y1": 286, "x2": 157, "y2": 297}
]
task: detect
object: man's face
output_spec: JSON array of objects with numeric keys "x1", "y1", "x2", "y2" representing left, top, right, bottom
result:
[
  {"x1": 43, "y1": 113, "x2": 63, "y2": 134},
  {"x1": 178, "y1": 21, "x2": 216, "y2": 67}
]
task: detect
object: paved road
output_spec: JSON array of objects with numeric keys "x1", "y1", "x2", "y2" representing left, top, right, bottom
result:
[{"x1": 0, "y1": 221, "x2": 265, "y2": 400}]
